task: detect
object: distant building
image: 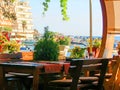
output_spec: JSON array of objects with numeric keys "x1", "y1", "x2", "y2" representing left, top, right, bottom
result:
[{"x1": 11, "y1": 0, "x2": 34, "y2": 40}]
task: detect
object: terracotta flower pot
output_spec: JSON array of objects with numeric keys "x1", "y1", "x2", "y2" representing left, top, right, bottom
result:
[{"x1": 87, "y1": 47, "x2": 100, "y2": 58}]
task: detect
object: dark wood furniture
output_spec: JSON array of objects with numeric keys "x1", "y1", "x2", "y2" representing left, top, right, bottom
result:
[
  {"x1": 48, "y1": 58, "x2": 110, "y2": 90},
  {"x1": 0, "y1": 52, "x2": 22, "y2": 60},
  {"x1": 0, "y1": 60, "x2": 66, "y2": 90},
  {"x1": 104, "y1": 56, "x2": 120, "y2": 90},
  {"x1": 0, "y1": 61, "x2": 43, "y2": 90}
]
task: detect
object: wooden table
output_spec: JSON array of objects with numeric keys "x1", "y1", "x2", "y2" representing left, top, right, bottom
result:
[
  {"x1": 0, "y1": 61, "x2": 67, "y2": 90},
  {"x1": 0, "y1": 61, "x2": 44, "y2": 90}
]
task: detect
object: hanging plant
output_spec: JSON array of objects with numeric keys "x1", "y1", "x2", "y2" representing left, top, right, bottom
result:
[
  {"x1": 42, "y1": 0, "x2": 69, "y2": 21},
  {"x1": 42, "y1": 0, "x2": 51, "y2": 15},
  {"x1": 60, "y1": 0, "x2": 69, "y2": 20}
]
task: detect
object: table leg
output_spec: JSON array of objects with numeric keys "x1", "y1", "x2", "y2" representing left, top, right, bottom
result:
[
  {"x1": 33, "y1": 67, "x2": 40, "y2": 90},
  {"x1": 0, "y1": 67, "x2": 6, "y2": 90}
]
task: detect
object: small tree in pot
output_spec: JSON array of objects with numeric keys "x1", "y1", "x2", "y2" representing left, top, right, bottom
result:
[{"x1": 34, "y1": 26, "x2": 59, "y2": 61}]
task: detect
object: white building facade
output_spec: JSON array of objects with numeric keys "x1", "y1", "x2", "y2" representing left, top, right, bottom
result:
[{"x1": 12, "y1": 0, "x2": 34, "y2": 40}]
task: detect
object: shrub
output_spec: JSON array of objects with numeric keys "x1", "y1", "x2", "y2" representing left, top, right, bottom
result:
[{"x1": 34, "y1": 27, "x2": 59, "y2": 61}]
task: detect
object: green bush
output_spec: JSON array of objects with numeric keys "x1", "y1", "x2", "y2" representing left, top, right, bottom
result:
[{"x1": 34, "y1": 27, "x2": 59, "y2": 61}]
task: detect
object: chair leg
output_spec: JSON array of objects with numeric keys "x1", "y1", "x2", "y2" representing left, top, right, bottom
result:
[
  {"x1": 16, "y1": 80, "x2": 23, "y2": 90},
  {"x1": 7, "y1": 78, "x2": 23, "y2": 90},
  {"x1": 21, "y1": 77, "x2": 33, "y2": 90}
]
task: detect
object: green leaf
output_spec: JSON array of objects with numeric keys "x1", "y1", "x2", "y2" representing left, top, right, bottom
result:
[{"x1": 46, "y1": 0, "x2": 50, "y2": 2}]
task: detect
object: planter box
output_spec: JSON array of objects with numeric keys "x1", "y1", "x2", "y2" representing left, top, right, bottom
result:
[
  {"x1": 0, "y1": 52, "x2": 22, "y2": 59},
  {"x1": 21, "y1": 51, "x2": 33, "y2": 60},
  {"x1": 58, "y1": 45, "x2": 69, "y2": 60}
]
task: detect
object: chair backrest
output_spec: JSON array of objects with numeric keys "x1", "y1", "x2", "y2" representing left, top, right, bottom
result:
[
  {"x1": 69, "y1": 58, "x2": 110, "y2": 90},
  {"x1": 104, "y1": 56, "x2": 120, "y2": 90}
]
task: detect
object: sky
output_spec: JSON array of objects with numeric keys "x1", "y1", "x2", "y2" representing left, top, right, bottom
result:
[{"x1": 29, "y1": 0, "x2": 102, "y2": 36}]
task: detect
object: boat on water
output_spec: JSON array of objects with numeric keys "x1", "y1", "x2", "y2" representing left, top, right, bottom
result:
[{"x1": 20, "y1": 40, "x2": 36, "y2": 51}]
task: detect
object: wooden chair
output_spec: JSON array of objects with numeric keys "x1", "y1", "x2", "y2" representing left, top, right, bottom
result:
[
  {"x1": 104, "y1": 56, "x2": 120, "y2": 90},
  {"x1": 48, "y1": 58, "x2": 110, "y2": 90},
  {"x1": 6, "y1": 74, "x2": 23, "y2": 90}
]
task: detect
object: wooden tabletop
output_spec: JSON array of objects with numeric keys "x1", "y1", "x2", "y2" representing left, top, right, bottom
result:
[{"x1": 0, "y1": 61, "x2": 67, "y2": 90}]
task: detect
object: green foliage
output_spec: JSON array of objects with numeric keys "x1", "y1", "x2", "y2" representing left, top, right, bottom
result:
[
  {"x1": 2, "y1": 40, "x2": 20, "y2": 53},
  {"x1": 69, "y1": 46, "x2": 86, "y2": 59},
  {"x1": 57, "y1": 36, "x2": 71, "y2": 45},
  {"x1": 43, "y1": 26, "x2": 55, "y2": 40},
  {"x1": 0, "y1": 28, "x2": 2, "y2": 31},
  {"x1": 93, "y1": 38, "x2": 101, "y2": 48},
  {"x1": 42, "y1": 0, "x2": 69, "y2": 21},
  {"x1": 4, "y1": 0, "x2": 16, "y2": 3},
  {"x1": 87, "y1": 38, "x2": 101, "y2": 48},
  {"x1": 42, "y1": 0, "x2": 51, "y2": 15},
  {"x1": 0, "y1": 34, "x2": 8, "y2": 44},
  {"x1": 60, "y1": 0, "x2": 69, "y2": 20},
  {"x1": 3, "y1": 26, "x2": 12, "y2": 32},
  {"x1": 53, "y1": 32, "x2": 71, "y2": 45},
  {"x1": 0, "y1": 26, "x2": 12, "y2": 32},
  {"x1": 34, "y1": 27, "x2": 59, "y2": 61},
  {"x1": 10, "y1": 0, "x2": 15, "y2": 3}
]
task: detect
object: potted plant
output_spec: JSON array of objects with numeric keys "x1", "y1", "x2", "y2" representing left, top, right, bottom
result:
[
  {"x1": 87, "y1": 38, "x2": 101, "y2": 57},
  {"x1": 53, "y1": 33, "x2": 71, "y2": 60},
  {"x1": 0, "y1": 26, "x2": 12, "y2": 41},
  {"x1": 0, "y1": 34, "x2": 21, "y2": 59},
  {"x1": 0, "y1": 33, "x2": 8, "y2": 53},
  {"x1": 68, "y1": 46, "x2": 86, "y2": 59},
  {"x1": 1, "y1": 40, "x2": 20, "y2": 54},
  {"x1": 34, "y1": 27, "x2": 59, "y2": 61}
]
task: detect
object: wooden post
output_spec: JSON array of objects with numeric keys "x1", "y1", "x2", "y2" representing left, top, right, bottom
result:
[{"x1": 89, "y1": 0, "x2": 93, "y2": 57}]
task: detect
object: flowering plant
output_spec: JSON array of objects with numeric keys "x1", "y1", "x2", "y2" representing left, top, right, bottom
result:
[
  {"x1": 0, "y1": 34, "x2": 20, "y2": 53},
  {"x1": 0, "y1": 33, "x2": 8, "y2": 44},
  {"x1": 69, "y1": 46, "x2": 86, "y2": 59},
  {"x1": 87, "y1": 38, "x2": 101, "y2": 48},
  {"x1": 1, "y1": 40, "x2": 20, "y2": 53},
  {"x1": 54, "y1": 34, "x2": 71, "y2": 45}
]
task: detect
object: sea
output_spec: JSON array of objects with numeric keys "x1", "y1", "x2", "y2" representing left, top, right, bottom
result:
[{"x1": 20, "y1": 36, "x2": 120, "y2": 52}]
